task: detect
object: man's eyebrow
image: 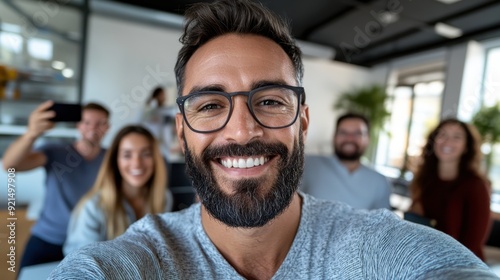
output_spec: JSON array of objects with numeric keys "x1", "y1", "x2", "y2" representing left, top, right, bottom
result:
[
  {"x1": 250, "y1": 80, "x2": 290, "y2": 89},
  {"x1": 187, "y1": 80, "x2": 293, "y2": 95},
  {"x1": 189, "y1": 85, "x2": 225, "y2": 94}
]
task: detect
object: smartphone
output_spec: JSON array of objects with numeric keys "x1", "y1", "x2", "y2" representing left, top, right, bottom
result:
[{"x1": 48, "y1": 103, "x2": 82, "y2": 122}]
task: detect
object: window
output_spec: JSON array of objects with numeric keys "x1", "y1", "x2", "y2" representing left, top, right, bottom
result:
[
  {"x1": 376, "y1": 70, "x2": 444, "y2": 179},
  {"x1": 0, "y1": 0, "x2": 85, "y2": 124},
  {"x1": 482, "y1": 47, "x2": 500, "y2": 193}
]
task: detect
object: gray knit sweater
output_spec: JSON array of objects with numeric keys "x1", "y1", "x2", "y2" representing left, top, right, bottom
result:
[{"x1": 49, "y1": 193, "x2": 498, "y2": 279}]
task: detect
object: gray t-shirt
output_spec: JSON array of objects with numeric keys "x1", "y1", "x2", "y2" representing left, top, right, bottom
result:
[
  {"x1": 301, "y1": 155, "x2": 391, "y2": 210},
  {"x1": 32, "y1": 143, "x2": 106, "y2": 245},
  {"x1": 49, "y1": 193, "x2": 497, "y2": 279}
]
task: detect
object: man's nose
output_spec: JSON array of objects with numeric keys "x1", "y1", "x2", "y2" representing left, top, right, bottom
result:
[{"x1": 221, "y1": 96, "x2": 263, "y2": 144}]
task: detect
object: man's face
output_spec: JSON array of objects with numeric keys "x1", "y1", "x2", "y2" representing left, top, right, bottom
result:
[
  {"x1": 334, "y1": 118, "x2": 369, "y2": 161},
  {"x1": 77, "y1": 109, "x2": 109, "y2": 146},
  {"x1": 176, "y1": 34, "x2": 309, "y2": 227}
]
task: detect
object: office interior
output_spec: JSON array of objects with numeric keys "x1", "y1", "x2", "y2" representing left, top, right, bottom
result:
[{"x1": 1, "y1": 0, "x2": 500, "y2": 277}]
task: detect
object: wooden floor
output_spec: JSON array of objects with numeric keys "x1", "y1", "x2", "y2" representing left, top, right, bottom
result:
[{"x1": 0, "y1": 208, "x2": 35, "y2": 280}]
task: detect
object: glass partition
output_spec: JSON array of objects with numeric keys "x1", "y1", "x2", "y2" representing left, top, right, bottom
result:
[{"x1": 0, "y1": 0, "x2": 84, "y2": 126}]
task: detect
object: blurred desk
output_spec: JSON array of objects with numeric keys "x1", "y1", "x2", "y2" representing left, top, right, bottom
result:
[{"x1": 168, "y1": 162, "x2": 196, "y2": 211}]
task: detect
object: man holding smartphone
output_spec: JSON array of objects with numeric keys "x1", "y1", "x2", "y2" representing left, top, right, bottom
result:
[{"x1": 2, "y1": 100, "x2": 110, "y2": 270}]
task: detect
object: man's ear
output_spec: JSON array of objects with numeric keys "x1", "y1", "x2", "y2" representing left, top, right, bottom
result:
[
  {"x1": 300, "y1": 105, "x2": 309, "y2": 140},
  {"x1": 175, "y1": 113, "x2": 186, "y2": 154}
]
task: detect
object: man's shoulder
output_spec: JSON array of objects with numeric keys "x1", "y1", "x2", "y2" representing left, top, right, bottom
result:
[
  {"x1": 304, "y1": 196, "x2": 496, "y2": 278},
  {"x1": 302, "y1": 193, "x2": 393, "y2": 229},
  {"x1": 49, "y1": 204, "x2": 205, "y2": 279}
]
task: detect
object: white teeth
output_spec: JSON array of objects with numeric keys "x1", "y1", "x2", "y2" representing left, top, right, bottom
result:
[
  {"x1": 221, "y1": 156, "x2": 269, "y2": 169},
  {"x1": 130, "y1": 170, "x2": 143, "y2": 176},
  {"x1": 442, "y1": 147, "x2": 452, "y2": 154}
]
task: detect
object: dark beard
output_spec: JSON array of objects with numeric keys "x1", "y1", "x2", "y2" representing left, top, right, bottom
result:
[
  {"x1": 334, "y1": 143, "x2": 363, "y2": 161},
  {"x1": 184, "y1": 133, "x2": 304, "y2": 228}
]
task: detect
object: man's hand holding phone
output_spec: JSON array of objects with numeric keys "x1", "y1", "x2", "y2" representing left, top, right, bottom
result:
[
  {"x1": 26, "y1": 101, "x2": 82, "y2": 139},
  {"x1": 27, "y1": 101, "x2": 57, "y2": 139}
]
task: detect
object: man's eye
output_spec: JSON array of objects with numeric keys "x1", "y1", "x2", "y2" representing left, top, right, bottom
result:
[
  {"x1": 260, "y1": 99, "x2": 281, "y2": 106},
  {"x1": 200, "y1": 103, "x2": 222, "y2": 111}
]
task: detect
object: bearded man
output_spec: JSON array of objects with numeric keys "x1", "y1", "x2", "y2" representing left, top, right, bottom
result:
[
  {"x1": 49, "y1": 1, "x2": 497, "y2": 279},
  {"x1": 301, "y1": 112, "x2": 391, "y2": 209}
]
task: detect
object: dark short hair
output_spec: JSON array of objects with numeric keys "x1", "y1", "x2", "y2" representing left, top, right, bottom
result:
[
  {"x1": 83, "y1": 102, "x2": 110, "y2": 118},
  {"x1": 336, "y1": 112, "x2": 370, "y2": 133},
  {"x1": 174, "y1": 0, "x2": 303, "y2": 96},
  {"x1": 151, "y1": 87, "x2": 164, "y2": 99}
]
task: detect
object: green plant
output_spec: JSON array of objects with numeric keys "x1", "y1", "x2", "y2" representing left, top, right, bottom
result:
[
  {"x1": 334, "y1": 85, "x2": 391, "y2": 161},
  {"x1": 471, "y1": 102, "x2": 500, "y2": 173}
]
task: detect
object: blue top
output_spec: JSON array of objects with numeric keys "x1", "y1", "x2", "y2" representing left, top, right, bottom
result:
[
  {"x1": 63, "y1": 190, "x2": 174, "y2": 255},
  {"x1": 49, "y1": 193, "x2": 497, "y2": 279},
  {"x1": 300, "y1": 155, "x2": 391, "y2": 210},
  {"x1": 31, "y1": 143, "x2": 106, "y2": 245}
]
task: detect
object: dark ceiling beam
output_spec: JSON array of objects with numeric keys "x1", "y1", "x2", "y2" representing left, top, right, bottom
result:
[
  {"x1": 300, "y1": 0, "x2": 378, "y2": 39},
  {"x1": 359, "y1": 22, "x2": 500, "y2": 67},
  {"x1": 355, "y1": 0, "x2": 500, "y2": 54}
]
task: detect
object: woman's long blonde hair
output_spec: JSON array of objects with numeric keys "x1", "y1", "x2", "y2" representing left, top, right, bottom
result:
[{"x1": 76, "y1": 125, "x2": 168, "y2": 239}]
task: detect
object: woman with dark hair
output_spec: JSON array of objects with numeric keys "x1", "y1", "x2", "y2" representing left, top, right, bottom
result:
[
  {"x1": 410, "y1": 118, "x2": 491, "y2": 260},
  {"x1": 139, "y1": 86, "x2": 181, "y2": 160},
  {"x1": 63, "y1": 125, "x2": 173, "y2": 255},
  {"x1": 148, "y1": 86, "x2": 166, "y2": 108}
]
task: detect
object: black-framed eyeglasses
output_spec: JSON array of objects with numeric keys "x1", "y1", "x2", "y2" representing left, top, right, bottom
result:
[{"x1": 176, "y1": 85, "x2": 305, "y2": 133}]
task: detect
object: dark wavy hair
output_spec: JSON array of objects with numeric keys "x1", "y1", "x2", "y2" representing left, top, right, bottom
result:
[
  {"x1": 149, "y1": 87, "x2": 164, "y2": 103},
  {"x1": 174, "y1": 0, "x2": 304, "y2": 96},
  {"x1": 410, "y1": 118, "x2": 484, "y2": 200}
]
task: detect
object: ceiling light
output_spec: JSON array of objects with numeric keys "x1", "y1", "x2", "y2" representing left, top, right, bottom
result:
[
  {"x1": 51, "y1": 61, "x2": 66, "y2": 70},
  {"x1": 378, "y1": 11, "x2": 399, "y2": 25},
  {"x1": 27, "y1": 38, "x2": 53, "y2": 60},
  {"x1": 435, "y1": 0, "x2": 462, "y2": 4},
  {"x1": 296, "y1": 40, "x2": 336, "y2": 60},
  {"x1": 0, "y1": 33, "x2": 22, "y2": 54},
  {"x1": 434, "y1": 22, "x2": 463, "y2": 39},
  {"x1": 62, "y1": 68, "x2": 74, "y2": 78}
]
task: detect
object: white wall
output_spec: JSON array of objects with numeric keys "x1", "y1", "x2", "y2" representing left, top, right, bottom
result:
[
  {"x1": 83, "y1": 15, "x2": 182, "y2": 147},
  {"x1": 83, "y1": 15, "x2": 372, "y2": 155},
  {"x1": 0, "y1": 14, "x2": 375, "y2": 214},
  {"x1": 302, "y1": 57, "x2": 371, "y2": 155}
]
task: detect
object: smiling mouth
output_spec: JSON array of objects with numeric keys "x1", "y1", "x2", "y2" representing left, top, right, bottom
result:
[
  {"x1": 130, "y1": 169, "x2": 145, "y2": 176},
  {"x1": 219, "y1": 156, "x2": 270, "y2": 169},
  {"x1": 440, "y1": 147, "x2": 453, "y2": 154}
]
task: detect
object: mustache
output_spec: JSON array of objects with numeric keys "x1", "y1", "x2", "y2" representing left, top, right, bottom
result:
[{"x1": 202, "y1": 141, "x2": 288, "y2": 162}]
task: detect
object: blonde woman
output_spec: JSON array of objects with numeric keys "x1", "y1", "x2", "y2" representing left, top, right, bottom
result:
[{"x1": 63, "y1": 125, "x2": 173, "y2": 255}]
